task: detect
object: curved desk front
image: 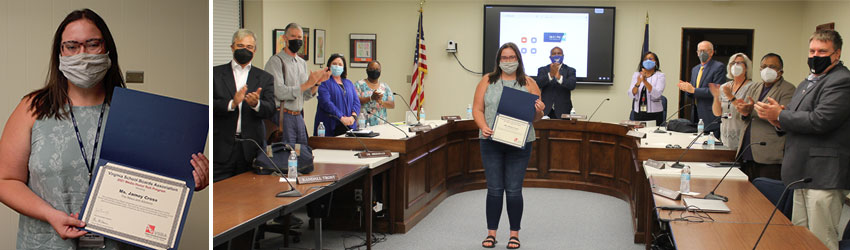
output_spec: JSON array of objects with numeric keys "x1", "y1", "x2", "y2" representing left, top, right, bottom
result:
[{"x1": 309, "y1": 120, "x2": 735, "y2": 246}]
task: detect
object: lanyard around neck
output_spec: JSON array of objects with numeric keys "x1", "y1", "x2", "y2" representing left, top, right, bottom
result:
[{"x1": 68, "y1": 101, "x2": 107, "y2": 179}]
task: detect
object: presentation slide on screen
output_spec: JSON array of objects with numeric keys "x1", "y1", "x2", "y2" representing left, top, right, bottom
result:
[{"x1": 499, "y1": 12, "x2": 589, "y2": 78}]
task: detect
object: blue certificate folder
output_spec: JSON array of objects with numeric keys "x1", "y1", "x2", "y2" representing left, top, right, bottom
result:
[
  {"x1": 497, "y1": 86, "x2": 537, "y2": 123},
  {"x1": 79, "y1": 87, "x2": 208, "y2": 250}
]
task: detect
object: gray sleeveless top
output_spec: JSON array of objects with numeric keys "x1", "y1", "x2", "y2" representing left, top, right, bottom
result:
[
  {"x1": 16, "y1": 104, "x2": 130, "y2": 250},
  {"x1": 479, "y1": 79, "x2": 536, "y2": 142}
]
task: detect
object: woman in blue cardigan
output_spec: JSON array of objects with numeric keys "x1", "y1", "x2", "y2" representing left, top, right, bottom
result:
[{"x1": 314, "y1": 53, "x2": 361, "y2": 136}]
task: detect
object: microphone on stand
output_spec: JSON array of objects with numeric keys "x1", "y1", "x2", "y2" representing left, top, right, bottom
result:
[
  {"x1": 669, "y1": 115, "x2": 723, "y2": 169},
  {"x1": 393, "y1": 93, "x2": 422, "y2": 126},
  {"x1": 752, "y1": 177, "x2": 812, "y2": 250},
  {"x1": 654, "y1": 104, "x2": 694, "y2": 133},
  {"x1": 234, "y1": 137, "x2": 302, "y2": 197},
  {"x1": 366, "y1": 111, "x2": 409, "y2": 138},
  {"x1": 587, "y1": 98, "x2": 610, "y2": 121},
  {"x1": 703, "y1": 142, "x2": 767, "y2": 201}
]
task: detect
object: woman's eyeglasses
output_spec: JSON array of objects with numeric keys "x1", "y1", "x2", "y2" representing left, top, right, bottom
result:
[{"x1": 61, "y1": 38, "x2": 105, "y2": 54}]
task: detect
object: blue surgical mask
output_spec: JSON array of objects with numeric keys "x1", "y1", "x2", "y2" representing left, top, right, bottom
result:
[
  {"x1": 642, "y1": 59, "x2": 656, "y2": 70},
  {"x1": 331, "y1": 65, "x2": 344, "y2": 76},
  {"x1": 550, "y1": 55, "x2": 564, "y2": 64}
]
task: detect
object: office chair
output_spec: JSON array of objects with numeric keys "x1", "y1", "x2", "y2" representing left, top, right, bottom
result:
[{"x1": 752, "y1": 177, "x2": 793, "y2": 218}]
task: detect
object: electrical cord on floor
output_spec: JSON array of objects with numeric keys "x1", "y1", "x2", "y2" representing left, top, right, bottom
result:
[
  {"x1": 342, "y1": 232, "x2": 387, "y2": 250},
  {"x1": 452, "y1": 52, "x2": 484, "y2": 75}
]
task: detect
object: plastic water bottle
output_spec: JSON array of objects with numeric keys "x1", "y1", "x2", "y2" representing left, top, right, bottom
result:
[
  {"x1": 358, "y1": 113, "x2": 366, "y2": 129},
  {"x1": 466, "y1": 104, "x2": 473, "y2": 119},
  {"x1": 288, "y1": 150, "x2": 298, "y2": 180},
  {"x1": 419, "y1": 108, "x2": 426, "y2": 122},
  {"x1": 317, "y1": 122, "x2": 325, "y2": 137},
  {"x1": 707, "y1": 132, "x2": 716, "y2": 148},
  {"x1": 697, "y1": 119, "x2": 705, "y2": 135},
  {"x1": 680, "y1": 164, "x2": 691, "y2": 194},
  {"x1": 570, "y1": 107, "x2": 577, "y2": 115}
]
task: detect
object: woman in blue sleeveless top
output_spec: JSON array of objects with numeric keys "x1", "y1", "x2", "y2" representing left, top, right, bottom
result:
[
  {"x1": 473, "y1": 42, "x2": 545, "y2": 249},
  {"x1": 0, "y1": 9, "x2": 209, "y2": 250}
]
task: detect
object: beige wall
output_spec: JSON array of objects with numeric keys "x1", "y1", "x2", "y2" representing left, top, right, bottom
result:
[
  {"x1": 248, "y1": 0, "x2": 849, "y2": 135},
  {"x1": 0, "y1": 0, "x2": 209, "y2": 249}
]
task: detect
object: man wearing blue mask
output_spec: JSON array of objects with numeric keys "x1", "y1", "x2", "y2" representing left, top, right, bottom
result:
[
  {"x1": 536, "y1": 47, "x2": 577, "y2": 119},
  {"x1": 678, "y1": 41, "x2": 726, "y2": 137}
]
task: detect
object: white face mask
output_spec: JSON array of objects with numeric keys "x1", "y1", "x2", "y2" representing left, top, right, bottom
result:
[
  {"x1": 59, "y1": 53, "x2": 112, "y2": 89},
  {"x1": 500, "y1": 61, "x2": 518, "y2": 75},
  {"x1": 761, "y1": 68, "x2": 779, "y2": 83},
  {"x1": 731, "y1": 64, "x2": 744, "y2": 77}
]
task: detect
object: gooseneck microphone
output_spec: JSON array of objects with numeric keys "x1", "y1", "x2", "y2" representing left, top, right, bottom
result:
[
  {"x1": 669, "y1": 115, "x2": 723, "y2": 169},
  {"x1": 330, "y1": 115, "x2": 371, "y2": 152},
  {"x1": 393, "y1": 93, "x2": 422, "y2": 126},
  {"x1": 587, "y1": 98, "x2": 610, "y2": 121},
  {"x1": 654, "y1": 103, "x2": 694, "y2": 133},
  {"x1": 704, "y1": 142, "x2": 767, "y2": 202},
  {"x1": 234, "y1": 137, "x2": 302, "y2": 197},
  {"x1": 366, "y1": 111, "x2": 409, "y2": 138},
  {"x1": 752, "y1": 177, "x2": 812, "y2": 250}
]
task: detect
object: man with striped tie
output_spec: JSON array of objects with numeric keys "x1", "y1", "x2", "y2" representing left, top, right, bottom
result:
[{"x1": 678, "y1": 40, "x2": 726, "y2": 137}]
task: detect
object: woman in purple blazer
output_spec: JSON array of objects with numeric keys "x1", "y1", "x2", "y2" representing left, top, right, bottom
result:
[{"x1": 314, "y1": 54, "x2": 361, "y2": 136}]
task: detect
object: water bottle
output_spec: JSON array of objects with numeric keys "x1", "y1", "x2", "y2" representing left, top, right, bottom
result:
[
  {"x1": 707, "y1": 132, "x2": 716, "y2": 148},
  {"x1": 466, "y1": 104, "x2": 473, "y2": 119},
  {"x1": 680, "y1": 164, "x2": 691, "y2": 194},
  {"x1": 697, "y1": 119, "x2": 705, "y2": 135},
  {"x1": 288, "y1": 150, "x2": 298, "y2": 180},
  {"x1": 317, "y1": 122, "x2": 326, "y2": 137},
  {"x1": 570, "y1": 107, "x2": 577, "y2": 115},
  {"x1": 358, "y1": 113, "x2": 366, "y2": 129},
  {"x1": 419, "y1": 108, "x2": 426, "y2": 122}
]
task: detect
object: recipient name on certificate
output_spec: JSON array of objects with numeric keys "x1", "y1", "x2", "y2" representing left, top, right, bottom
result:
[
  {"x1": 82, "y1": 162, "x2": 190, "y2": 250},
  {"x1": 491, "y1": 114, "x2": 530, "y2": 148}
]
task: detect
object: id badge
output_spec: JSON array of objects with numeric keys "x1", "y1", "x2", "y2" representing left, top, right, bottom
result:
[
  {"x1": 79, "y1": 233, "x2": 105, "y2": 248},
  {"x1": 639, "y1": 104, "x2": 648, "y2": 112}
]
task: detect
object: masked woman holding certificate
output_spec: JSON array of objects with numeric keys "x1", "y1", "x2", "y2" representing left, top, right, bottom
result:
[
  {"x1": 0, "y1": 9, "x2": 208, "y2": 249},
  {"x1": 473, "y1": 42, "x2": 545, "y2": 249}
]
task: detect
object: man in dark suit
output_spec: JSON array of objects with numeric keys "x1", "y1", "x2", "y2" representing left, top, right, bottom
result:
[
  {"x1": 213, "y1": 29, "x2": 276, "y2": 182},
  {"x1": 755, "y1": 30, "x2": 850, "y2": 250},
  {"x1": 536, "y1": 47, "x2": 577, "y2": 118},
  {"x1": 678, "y1": 41, "x2": 726, "y2": 136}
]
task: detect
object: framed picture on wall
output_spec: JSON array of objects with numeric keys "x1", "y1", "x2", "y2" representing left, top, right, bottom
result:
[
  {"x1": 349, "y1": 33, "x2": 377, "y2": 68},
  {"x1": 298, "y1": 27, "x2": 310, "y2": 60},
  {"x1": 314, "y1": 29, "x2": 326, "y2": 65},
  {"x1": 273, "y1": 28, "x2": 287, "y2": 55}
]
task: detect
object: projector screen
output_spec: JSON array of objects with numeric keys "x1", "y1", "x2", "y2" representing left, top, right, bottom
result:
[{"x1": 484, "y1": 5, "x2": 615, "y2": 85}]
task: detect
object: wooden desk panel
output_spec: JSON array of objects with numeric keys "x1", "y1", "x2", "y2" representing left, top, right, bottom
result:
[
  {"x1": 213, "y1": 163, "x2": 366, "y2": 244},
  {"x1": 670, "y1": 223, "x2": 827, "y2": 250},
  {"x1": 650, "y1": 176, "x2": 792, "y2": 225}
]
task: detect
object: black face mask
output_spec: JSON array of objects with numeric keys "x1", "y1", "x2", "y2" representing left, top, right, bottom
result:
[
  {"x1": 367, "y1": 69, "x2": 381, "y2": 80},
  {"x1": 233, "y1": 48, "x2": 253, "y2": 65},
  {"x1": 287, "y1": 39, "x2": 303, "y2": 53},
  {"x1": 807, "y1": 54, "x2": 834, "y2": 74}
]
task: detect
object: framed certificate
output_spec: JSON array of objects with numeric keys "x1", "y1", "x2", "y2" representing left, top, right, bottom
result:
[
  {"x1": 491, "y1": 114, "x2": 530, "y2": 148},
  {"x1": 81, "y1": 162, "x2": 190, "y2": 250}
]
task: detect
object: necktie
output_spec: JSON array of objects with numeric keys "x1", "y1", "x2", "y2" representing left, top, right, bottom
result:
[{"x1": 694, "y1": 66, "x2": 704, "y2": 104}]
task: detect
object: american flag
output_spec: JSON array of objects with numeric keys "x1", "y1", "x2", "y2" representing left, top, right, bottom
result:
[{"x1": 410, "y1": 7, "x2": 427, "y2": 113}]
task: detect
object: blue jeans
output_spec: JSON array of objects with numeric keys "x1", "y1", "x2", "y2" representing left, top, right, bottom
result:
[{"x1": 480, "y1": 139, "x2": 532, "y2": 231}]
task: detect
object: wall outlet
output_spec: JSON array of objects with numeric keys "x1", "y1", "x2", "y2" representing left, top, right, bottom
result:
[
  {"x1": 126, "y1": 70, "x2": 144, "y2": 83},
  {"x1": 354, "y1": 189, "x2": 363, "y2": 202}
]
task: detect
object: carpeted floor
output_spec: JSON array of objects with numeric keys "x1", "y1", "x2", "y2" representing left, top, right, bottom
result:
[{"x1": 259, "y1": 187, "x2": 646, "y2": 250}]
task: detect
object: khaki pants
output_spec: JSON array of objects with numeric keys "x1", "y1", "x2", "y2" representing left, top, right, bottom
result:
[{"x1": 792, "y1": 189, "x2": 850, "y2": 250}]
